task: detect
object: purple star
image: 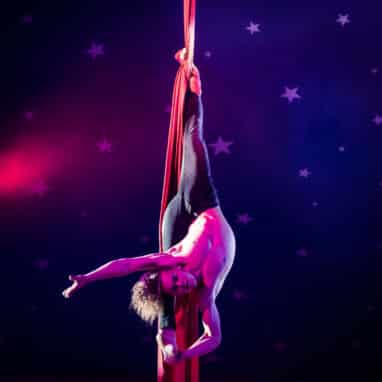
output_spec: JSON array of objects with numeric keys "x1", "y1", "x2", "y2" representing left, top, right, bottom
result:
[
  {"x1": 373, "y1": 114, "x2": 382, "y2": 126},
  {"x1": 232, "y1": 289, "x2": 248, "y2": 301},
  {"x1": 25, "y1": 304, "x2": 38, "y2": 313},
  {"x1": 140, "y1": 235, "x2": 151, "y2": 244},
  {"x1": 367, "y1": 305, "x2": 376, "y2": 313},
  {"x1": 203, "y1": 353, "x2": 222, "y2": 364},
  {"x1": 337, "y1": 14, "x2": 350, "y2": 27},
  {"x1": 246, "y1": 21, "x2": 261, "y2": 35},
  {"x1": 24, "y1": 111, "x2": 33, "y2": 120},
  {"x1": 141, "y1": 334, "x2": 152, "y2": 344},
  {"x1": 21, "y1": 15, "x2": 33, "y2": 24},
  {"x1": 312, "y1": 201, "x2": 319, "y2": 208},
  {"x1": 296, "y1": 248, "x2": 309, "y2": 257},
  {"x1": 338, "y1": 146, "x2": 345, "y2": 152},
  {"x1": 299, "y1": 168, "x2": 311, "y2": 178},
  {"x1": 87, "y1": 41, "x2": 104, "y2": 60},
  {"x1": 33, "y1": 258, "x2": 49, "y2": 270},
  {"x1": 236, "y1": 213, "x2": 254, "y2": 224},
  {"x1": 208, "y1": 136, "x2": 233, "y2": 155},
  {"x1": 371, "y1": 67, "x2": 379, "y2": 75},
  {"x1": 351, "y1": 340, "x2": 361, "y2": 349},
  {"x1": 164, "y1": 104, "x2": 171, "y2": 113},
  {"x1": 281, "y1": 87, "x2": 302, "y2": 103},
  {"x1": 273, "y1": 342, "x2": 288, "y2": 352},
  {"x1": 80, "y1": 209, "x2": 88, "y2": 217},
  {"x1": 204, "y1": 51, "x2": 212, "y2": 59},
  {"x1": 31, "y1": 180, "x2": 49, "y2": 197},
  {"x1": 97, "y1": 138, "x2": 112, "y2": 153}
]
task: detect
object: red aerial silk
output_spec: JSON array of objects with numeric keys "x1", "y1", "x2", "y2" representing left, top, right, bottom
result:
[{"x1": 157, "y1": 1, "x2": 199, "y2": 382}]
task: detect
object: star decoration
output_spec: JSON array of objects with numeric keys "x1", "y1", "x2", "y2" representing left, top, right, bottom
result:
[
  {"x1": 367, "y1": 305, "x2": 376, "y2": 313},
  {"x1": 351, "y1": 340, "x2": 361, "y2": 349},
  {"x1": 208, "y1": 136, "x2": 233, "y2": 155},
  {"x1": 337, "y1": 14, "x2": 350, "y2": 27},
  {"x1": 87, "y1": 41, "x2": 104, "y2": 60},
  {"x1": 236, "y1": 213, "x2": 254, "y2": 224},
  {"x1": 204, "y1": 51, "x2": 212, "y2": 59},
  {"x1": 203, "y1": 353, "x2": 222, "y2": 364},
  {"x1": 312, "y1": 201, "x2": 319, "y2": 208},
  {"x1": 165, "y1": 104, "x2": 171, "y2": 113},
  {"x1": 232, "y1": 289, "x2": 248, "y2": 301},
  {"x1": 140, "y1": 235, "x2": 151, "y2": 244},
  {"x1": 338, "y1": 146, "x2": 345, "y2": 152},
  {"x1": 296, "y1": 248, "x2": 309, "y2": 257},
  {"x1": 272, "y1": 342, "x2": 288, "y2": 352},
  {"x1": 373, "y1": 114, "x2": 382, "y2": 126},
  {"x1": 281, "y1": 87, "x2": 302, "y2": 103},
  {"x1": 24, "y1": 111, "x2": 33, "y2": 120},
  {"x1": 32, "y1": 258, "x2": 49, "y2": 270},
  {"x1": 371, "y1": 67, "x2": 379, "y2": 75},
  {"x1": 25, "y1": 304, "x2": 38, "y2": 313},
  {"x1": 141, "y1": 334, "x2": 152, "y2": 344},
  {"x1": 97, "y1": 138, "x2": 112, "y2": 152},
  {"x1": 299, "y1": 168, "x2": 311, "y2": 178},
  {"x1": 21, "y1": 15, "x2": 33, "y2": 24},
  {"x1": 246, "y1": 21, "x2": 261, "y2": 35},
  {"x1": 31, "y1": 180, "x2": 49, "y2": 197}
]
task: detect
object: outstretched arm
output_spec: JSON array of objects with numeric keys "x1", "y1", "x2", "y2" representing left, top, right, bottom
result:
[{"x1": 62, "y1": 252, "x2": 186, "y2": 299}]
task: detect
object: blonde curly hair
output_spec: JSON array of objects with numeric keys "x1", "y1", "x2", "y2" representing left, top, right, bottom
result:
[{"x1": 130, "y1": 272, "x2": 164, "y2": 325}]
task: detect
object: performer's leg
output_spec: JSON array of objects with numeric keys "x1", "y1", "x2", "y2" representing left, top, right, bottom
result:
[
  {"x1": 161, "y1": 193, "x2": 193, "y2": 251},
  {"x1": 179, "y1": 90, "x2": 220, "y2": 217}
]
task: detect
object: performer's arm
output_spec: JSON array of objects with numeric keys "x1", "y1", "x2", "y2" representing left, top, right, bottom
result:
[
  {"x1": 156, "y1": 327, "x2": 178, "y2": 361},
  {"x1": 181, "y1": 298, "x2": 222, "y2": 361},
  {"x1": 62, "y1": 253, "x2": 185, "y2": 299}
]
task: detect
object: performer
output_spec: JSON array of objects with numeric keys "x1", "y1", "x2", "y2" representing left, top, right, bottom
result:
[{"x1": 62, "y1": 48, "x2": 236, "y2": 366}]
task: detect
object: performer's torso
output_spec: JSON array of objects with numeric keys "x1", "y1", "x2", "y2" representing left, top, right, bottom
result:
[{"x1": 168, "y1": 206, "x2": 236, "y2": 299}]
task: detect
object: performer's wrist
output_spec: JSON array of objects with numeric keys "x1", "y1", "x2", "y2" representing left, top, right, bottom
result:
[{"x1": 177, "y1": 350, "x2": 186, "y2": 362}]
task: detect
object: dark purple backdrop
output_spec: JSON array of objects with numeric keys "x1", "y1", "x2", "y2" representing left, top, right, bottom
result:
[{"x1": 0, "y1": 1, "x2": 381, "y2": 381}]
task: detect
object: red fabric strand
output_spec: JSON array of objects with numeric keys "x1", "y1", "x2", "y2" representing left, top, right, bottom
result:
[{"x1": 157, "y1": 1, "x2": 199, "y2": 381}]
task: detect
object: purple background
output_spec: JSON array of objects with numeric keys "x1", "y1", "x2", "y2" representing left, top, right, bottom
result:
[{"x1": 0, "y1": 0, "x2": 381, "y2": 381}]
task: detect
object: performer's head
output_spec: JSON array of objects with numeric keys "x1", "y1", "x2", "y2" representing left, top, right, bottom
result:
[
  {"x1": 130, "y1": 266, "x2": 197, "y2": 324},
  {"x1": 159, "y1": 266, "x2": 198, "y2": 296}
]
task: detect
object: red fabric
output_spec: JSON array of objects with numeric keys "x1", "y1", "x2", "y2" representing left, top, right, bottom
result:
[{"x1": 157, "y1": 1, "x2": 199, "y2": 381}]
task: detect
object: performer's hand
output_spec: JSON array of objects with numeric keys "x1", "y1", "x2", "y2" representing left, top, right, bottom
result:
[
  {"x1": 163, "y1": 348, "x2": 184, "y2": 365},
  {"x1": 62, "y1": 274, "x2": 89, "y2": 299}
]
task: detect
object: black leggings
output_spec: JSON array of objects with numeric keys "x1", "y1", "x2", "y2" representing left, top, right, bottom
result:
[
  {"x1": 161, "y1": 89, "x2": 220, "y2": 252},
  {"x1": 159, "y1": 89, "x2": 220, "y2": 330}
]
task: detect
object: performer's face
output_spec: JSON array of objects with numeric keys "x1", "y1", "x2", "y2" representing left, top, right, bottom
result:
[{"x1": 159, "y1": 267, "x2": 198, "y2": 296}]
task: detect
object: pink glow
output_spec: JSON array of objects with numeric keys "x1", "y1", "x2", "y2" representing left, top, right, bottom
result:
[{"x1": 0, "y1": 132, "x2": 78, "y2": 197}]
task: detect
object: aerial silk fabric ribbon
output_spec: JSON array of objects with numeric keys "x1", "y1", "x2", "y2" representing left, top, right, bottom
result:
[{"x1": 157, "y1": 1, "x2": 199, "y2": 382}]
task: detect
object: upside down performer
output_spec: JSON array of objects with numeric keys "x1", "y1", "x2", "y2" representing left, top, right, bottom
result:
[{"x1": 62, "y1": 49, "x2": 236, "y2": 378}]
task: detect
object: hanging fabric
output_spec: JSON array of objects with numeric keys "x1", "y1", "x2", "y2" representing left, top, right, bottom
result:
[{"x1": 157, "y1": 1, "x2": 199, "y2": 381}]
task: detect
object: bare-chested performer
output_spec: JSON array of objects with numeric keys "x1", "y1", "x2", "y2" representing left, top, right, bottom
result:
[{"x1": 62, "y1": 48, "x2": 236, "y2": 366}]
